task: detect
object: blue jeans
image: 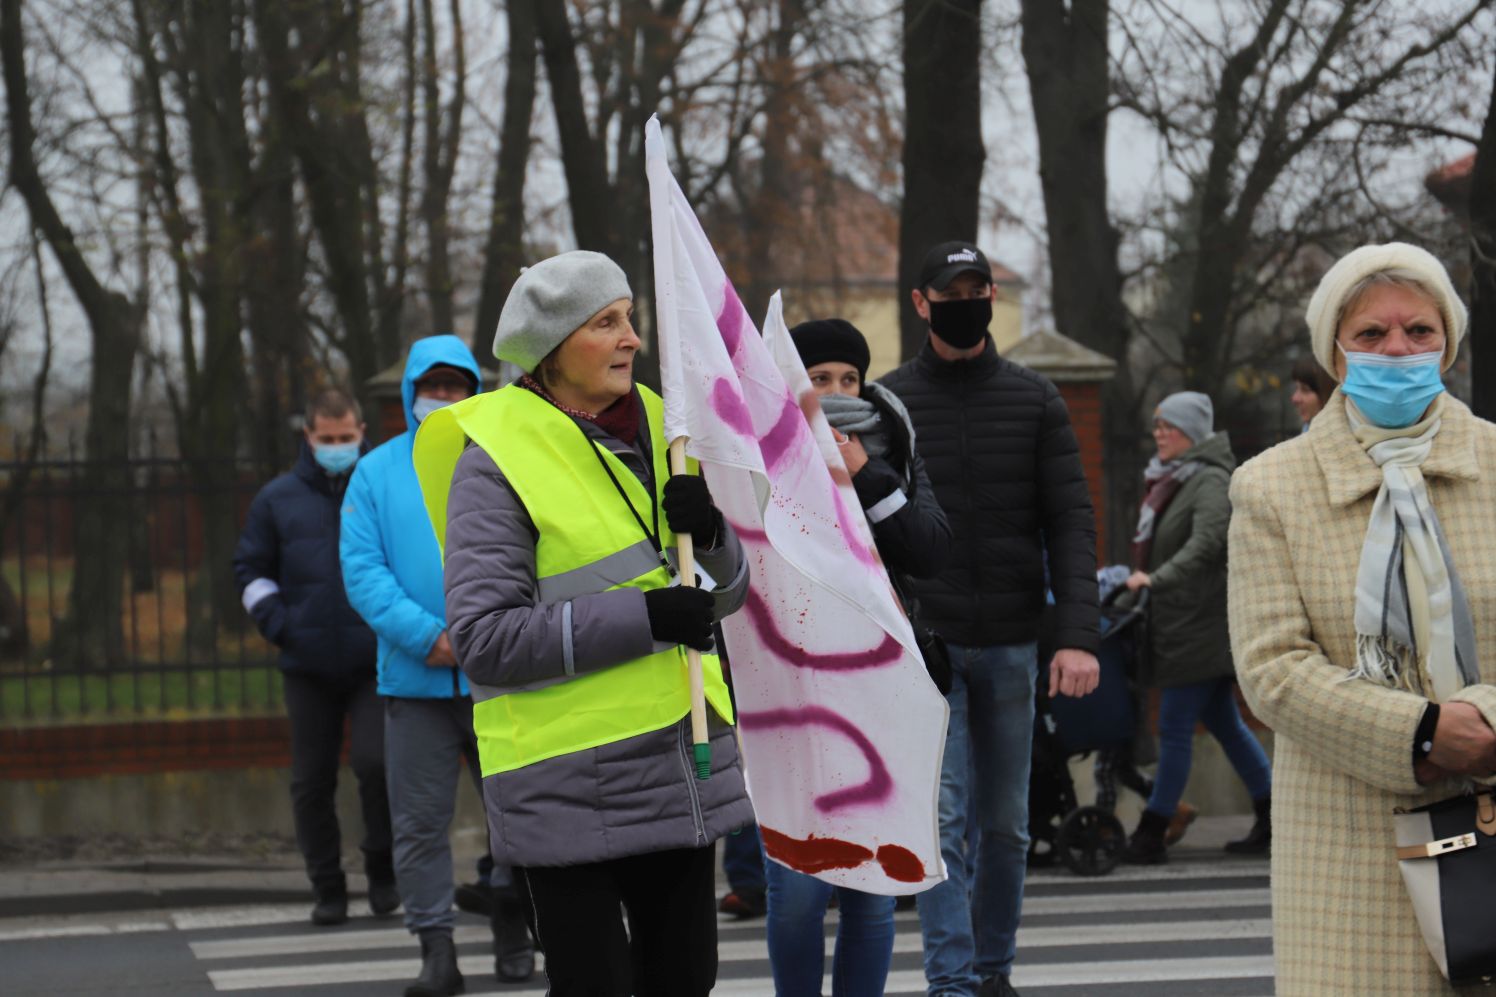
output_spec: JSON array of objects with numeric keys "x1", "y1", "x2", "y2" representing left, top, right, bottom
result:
[
  {"x1": 1147, "y1": 677, "x2": 1272, "y2": 817},
  {"x1": 765, "y1": 860, "x2": 895, "y2": 997},
  {"x1": 916, "y1": 642, "x2": 1037, "y2": 995},
  {"x1": 722, "y1": 823, "x2": 766, "y2": 894}
]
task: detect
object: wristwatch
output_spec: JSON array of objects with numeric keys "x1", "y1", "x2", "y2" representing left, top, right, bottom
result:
[{"x1": 1413, "y1": 702, "x2": 1440, "y2": 762}]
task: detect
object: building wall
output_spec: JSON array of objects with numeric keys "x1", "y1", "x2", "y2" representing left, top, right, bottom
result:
[{"x1": 1055, "y1": 381, "x2": 1107, "y2": 560}]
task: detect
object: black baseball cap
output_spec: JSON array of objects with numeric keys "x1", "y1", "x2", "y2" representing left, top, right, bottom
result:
[{"x1": 918, "y1": 241, "x2": 993, "y2": 291}]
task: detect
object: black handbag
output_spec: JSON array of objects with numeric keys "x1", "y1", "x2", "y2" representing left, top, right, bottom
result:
[
  {"x1": 892, "y1": 571, "x2": 951, "y2": 695},
  {"x1": 1394, "y1": 788, "x2": 1496, "y2": 984}
]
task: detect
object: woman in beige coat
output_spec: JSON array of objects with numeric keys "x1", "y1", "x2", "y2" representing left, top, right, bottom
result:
[{"x1": 1229, "y1": 242, "x2": 1496, "y2": 995}]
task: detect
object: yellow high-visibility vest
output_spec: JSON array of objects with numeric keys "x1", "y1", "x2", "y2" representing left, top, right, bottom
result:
[{"x1": 413, "y1": 383, "x2": 733, "y2": 776}]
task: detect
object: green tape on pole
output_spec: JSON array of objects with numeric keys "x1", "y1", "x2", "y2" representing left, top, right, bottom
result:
[{"x1": 694, "y1": 742, "x2": 711, "y2": 781}]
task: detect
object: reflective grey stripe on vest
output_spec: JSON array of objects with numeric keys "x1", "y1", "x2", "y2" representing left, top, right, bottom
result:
[
  {"x1": 536, "y1": 537, "x2": 666, "y2": 604},
  {"x1": 471, "y1": 539, "x2": 670, "y2": 705}
]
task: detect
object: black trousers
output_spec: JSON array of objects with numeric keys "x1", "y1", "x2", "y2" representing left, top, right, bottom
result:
[
  {"x1": 283, "y1": 669, "x2": 392, "y2": 892},
  {"x1": 525, "y1": 844, "x2": 718, "y2": 997}
]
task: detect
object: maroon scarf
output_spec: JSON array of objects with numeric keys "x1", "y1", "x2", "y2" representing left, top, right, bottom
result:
[
  {"x1": 519, "y1": 375, "x2": 641, "y2": 446},
  {"x1": 1129, "y1": 458, "x2": 1202, "y2": 570}
]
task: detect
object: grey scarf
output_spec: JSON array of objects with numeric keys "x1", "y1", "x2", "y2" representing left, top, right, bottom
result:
[{"x1": 820, "y1": 393, "x2": 890, "y2": 459}]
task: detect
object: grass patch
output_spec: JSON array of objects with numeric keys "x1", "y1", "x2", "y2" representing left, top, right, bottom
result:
[{"x1": 1, "y1": 664, "x2": 283, "y2": 723}]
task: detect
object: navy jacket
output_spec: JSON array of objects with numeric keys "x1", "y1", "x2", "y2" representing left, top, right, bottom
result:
[{"x1": 234, "y1": 444, "x2": 376, "y2": 679}]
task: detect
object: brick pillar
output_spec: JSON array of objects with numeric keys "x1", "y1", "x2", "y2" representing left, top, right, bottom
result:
[{"x1": 1055, "y1": 380, "x2": 1106, "y2": 561}]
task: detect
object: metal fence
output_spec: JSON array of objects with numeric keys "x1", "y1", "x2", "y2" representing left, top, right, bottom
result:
[{"x1": 0, "y1": 446, "x2": 283, "y2": 725}]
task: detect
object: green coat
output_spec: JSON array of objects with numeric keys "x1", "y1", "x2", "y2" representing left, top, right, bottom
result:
[{"x1": 1142, "y1": 432, "x2": 1236, "y2": 688}]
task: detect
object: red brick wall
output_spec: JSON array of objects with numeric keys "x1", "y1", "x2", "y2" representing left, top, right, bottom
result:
[
  {"x1": 1, "y1": 717, "x2": 294, "y2": 780},
  {"x1": 1055, "y1": 380, "x2": 1106, "y2": 560}
]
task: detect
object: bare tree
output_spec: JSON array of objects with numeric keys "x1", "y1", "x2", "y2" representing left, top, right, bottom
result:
[
  {"x1": 3, "y1": 0, "x2": 143, "y2": 668},
  {"x1": 1471, "y1": 53, "x2": 1496, "y2": 419},
  {"x1": 418, "y1": 0, "x2": 466, "y2": 334},
  {"x1": 899, "y1": 0, "x2": 984, "y2": 360},
  {"x1": 472, "y1": 0, "x2": 538, "y2": 361}
]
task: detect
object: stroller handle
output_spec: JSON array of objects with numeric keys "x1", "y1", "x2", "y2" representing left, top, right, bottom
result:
[{"x1": 1099, "y1": 584, "x2": 1148, "y2": 641}]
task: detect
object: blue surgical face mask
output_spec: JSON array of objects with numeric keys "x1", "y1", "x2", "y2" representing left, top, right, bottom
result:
[
  {"x1": 312, "y1": 441, "x2": 361, "y2": 476},
  {"x1": 411, "y1": 396, "x2": 452, "y2": 424},
  {"x1": 1338, "y1": 347, "x2": 1445, "y2": 429}
]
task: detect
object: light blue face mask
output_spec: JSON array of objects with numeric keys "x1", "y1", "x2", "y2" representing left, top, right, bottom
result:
[
  {"x1": 411, "y1": 396, "x2": 453, "y2": 424},
  {"x1": 1338, "y1": 347, "x2": 1445, "y2": 429},
  {"x1": 313, "y1": 441, "x2": 361, "y2": 476}
]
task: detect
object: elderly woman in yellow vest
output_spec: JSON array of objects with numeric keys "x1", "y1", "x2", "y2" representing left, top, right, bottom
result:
[
  {"x1": 413, "y1": 250, "x2": 753, "y2": 997},
  {"x1": 1229, "y1": 242, "x2": 1496, "y2": 996}
]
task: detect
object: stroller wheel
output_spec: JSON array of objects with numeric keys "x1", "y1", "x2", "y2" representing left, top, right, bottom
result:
[{"x1": 1056, "y1": 806, "x2": 1125, "y2": 877}]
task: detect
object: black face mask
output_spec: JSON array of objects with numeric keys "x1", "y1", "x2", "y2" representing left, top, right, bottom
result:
[{"x1": 927, "y1": 296, "x2": 992, "y2": 349}]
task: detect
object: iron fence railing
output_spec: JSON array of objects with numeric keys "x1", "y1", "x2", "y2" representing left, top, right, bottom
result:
[{"x1": 0, "y1": 445, "x2": 283, "y2": 725}]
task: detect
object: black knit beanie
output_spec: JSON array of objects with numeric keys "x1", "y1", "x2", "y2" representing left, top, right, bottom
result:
[{"x1": 788, "y1": 318, "x2": 870, "y2": 382}]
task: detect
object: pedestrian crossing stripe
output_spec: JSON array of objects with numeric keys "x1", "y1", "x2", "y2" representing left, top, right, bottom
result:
[{"x1": 178, "y1": 865, "x2": 1272, "y2": 994}]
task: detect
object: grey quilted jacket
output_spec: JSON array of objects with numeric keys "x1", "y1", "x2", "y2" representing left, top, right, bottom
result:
[{"x1": 442, "y1": 395, "x2": 754, "y2": 867}]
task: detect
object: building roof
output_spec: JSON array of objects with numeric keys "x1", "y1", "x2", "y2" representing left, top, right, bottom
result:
[
  {"x1": 1425, "y1": 153, "x2": 1474, "y2": 212},
  {"x1": 1003, "y1": 327, "x2": 1117, "y2": 383},
  {"x1": 710, "y1": 172, "x2": 1024, "y2": 290}
]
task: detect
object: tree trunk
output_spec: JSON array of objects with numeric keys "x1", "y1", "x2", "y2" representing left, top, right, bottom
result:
[
  {"x1": 473, "y1": 0, "x2": 538, "y2": 362},
  {"x1": 1469, "y1": 58, "x2": 1496, "y2": 421},
  {"x1": 535, "y1": 0, "x2": 618, "y2": 260},
  {"x1": 899, "y1": 0, "x2": 984, "y2": 361},
  {"x1": 1020, "y1": 0, "x2": 1136, "y2": 560},
  {"x1": 3, "y1": 0, "x2": 141, "y2": 669},
  {"x1": 418, "y1": 0, "x2": 465, "y2": 336}
]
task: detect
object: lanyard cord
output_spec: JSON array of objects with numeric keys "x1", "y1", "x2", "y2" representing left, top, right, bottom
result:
[{"x1": 583, "y1": 429, "x2": 674, "y2": 576}]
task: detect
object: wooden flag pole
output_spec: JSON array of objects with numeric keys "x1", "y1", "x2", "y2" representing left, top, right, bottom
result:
[{"x1": 669, "y1": 437, "x2": 712, "y2": 780}]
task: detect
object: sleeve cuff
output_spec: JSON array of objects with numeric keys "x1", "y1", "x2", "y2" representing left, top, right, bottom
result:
[
  {"x1": 241, "y1": 578, "x2": 280, "y2": 613},
  {"x1": 864, "y1": 490, "x2": 908, "y2": 525}
]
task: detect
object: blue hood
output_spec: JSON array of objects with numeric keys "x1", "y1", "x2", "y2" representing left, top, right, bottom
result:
[{"x1": 400, "y1": 335, "x2": 483, "y2": 432}]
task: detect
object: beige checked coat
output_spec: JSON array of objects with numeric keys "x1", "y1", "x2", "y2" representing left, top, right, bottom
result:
[{"x1": 1229, "y1": 390, "x2": 1496, "y2": 996}]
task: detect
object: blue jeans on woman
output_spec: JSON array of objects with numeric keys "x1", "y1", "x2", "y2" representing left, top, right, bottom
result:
[
  {"x1": 1147, "y1": 676, "x2": 1272, "y2": 817},
  {"x1": 765, "y1": 860, "x2": 896, "y2": 996}
]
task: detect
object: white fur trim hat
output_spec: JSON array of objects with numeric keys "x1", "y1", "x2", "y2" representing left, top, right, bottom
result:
[
  {"x1": 1305, "y1": 242, "x2": 1467, "y2": 379},
  {"x1": 493, "y1": 251, "x2": 633, "y2": 372}
]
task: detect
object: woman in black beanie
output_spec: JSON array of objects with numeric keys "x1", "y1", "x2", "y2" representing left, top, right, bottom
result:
[{"x1": 762, "y1": 317, "x2": 952, "y2": 997}]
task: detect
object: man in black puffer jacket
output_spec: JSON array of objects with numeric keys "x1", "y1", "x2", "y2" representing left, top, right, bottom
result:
[
  {"x1": 233, "y1": 388, "x2": 396, "y2": 927},
  {"x1": 880, "y1": 242, "x2": 1101, "y2": 997}
]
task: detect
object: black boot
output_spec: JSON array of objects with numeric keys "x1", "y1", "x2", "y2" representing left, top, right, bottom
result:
[
  {"x1": 1226, "y1": 796, "x2": 1271, "y2": 855},
  {"x1": 491, "y1": 890, "x2": 535, "y2": 983},
  {"x1": 404, "y1": 930, "x2": 464, "y2": 997},
  {"x1": 310, "y1": 881, "x2": 348, "y2": 926},
  {"x1": 1123, "y1": 809, "x2": 1171, "y2": 865},
  {"x1": 367, "y1": 877, "x2": 401, "y2": 916}
]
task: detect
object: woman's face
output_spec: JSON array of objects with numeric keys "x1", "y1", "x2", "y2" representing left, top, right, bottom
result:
[
  {"x1": 806, "y1": 362, "x2": 862, "y2": 398},
  {"x1": 1332, "y1": 283, "x2": 1446, "y2": 381},
  {"x1": 1152, "y1": 419, "x2": 1192, "y2": 462},
  {"x1": 1290, "y1": 380, "x2": 1323, "y2": 424},
  {"x1": 548, "y1": 298, "x2": 639, "y2": 411}
]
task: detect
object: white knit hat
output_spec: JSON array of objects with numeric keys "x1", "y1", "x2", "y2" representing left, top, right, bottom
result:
[
  {"x1": 1305, "y1": 242, "x2": 1467, "y2": 379},
  {"x1": 493, "y1": 251, "x2": 633, "y2": 372}
]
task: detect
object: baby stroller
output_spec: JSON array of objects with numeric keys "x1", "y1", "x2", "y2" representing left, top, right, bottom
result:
[{"x1": 1027, "y1": 585, "x2": 1150, "y2": 876}]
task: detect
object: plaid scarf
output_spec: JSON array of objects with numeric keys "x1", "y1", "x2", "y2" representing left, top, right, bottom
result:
[{"x1": 1345, "y1": 395, "x2": 1478, "y2": 701}]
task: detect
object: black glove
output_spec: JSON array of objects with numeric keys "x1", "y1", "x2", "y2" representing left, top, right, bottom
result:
[
  {"x1": 644, "y1": 586, "x2": 716, "y2": 651},
  {"x1": 662, "y1": 475, "x2": 721, "y2": 548}
]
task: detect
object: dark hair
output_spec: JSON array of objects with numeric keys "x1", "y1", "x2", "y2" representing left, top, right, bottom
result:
[
  {"x1": 1290, "y1": 353, "x2": 1334, "y2": 402},
  {"x1": 305, "y1": 388, "x2": 362, "y2": 428}
]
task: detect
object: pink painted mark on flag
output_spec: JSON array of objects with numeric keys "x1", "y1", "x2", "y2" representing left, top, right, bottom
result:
[
  {"x1": 715, "y1": 281, "x2": 746, "y2": 358},
  {"x1": 710, "y1": 379, "x2": 754, "y2": 436},
  {"x1": 760, "y1": 397, "x2": 809, "y2": 473},
  {"x1": 742, "y1": 591, "x2": 903, "y2": 671},
  {"x1": 737, "y1": 704, "x2": 894, "y2": 812},
  {"x1": 832, "y1": 490, "x2": 879, "y2": 567}
]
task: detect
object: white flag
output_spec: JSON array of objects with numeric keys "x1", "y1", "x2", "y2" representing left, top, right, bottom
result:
[{"x1": 647, "y1": 116, "x2": 947, "y2": 894}]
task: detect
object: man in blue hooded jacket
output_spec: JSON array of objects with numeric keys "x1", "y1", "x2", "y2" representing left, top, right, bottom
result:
[{"x1": 341, "y1": 335, "x2": 533, "y2": 997}]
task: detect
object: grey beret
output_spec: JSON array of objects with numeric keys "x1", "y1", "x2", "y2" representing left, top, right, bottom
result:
[
  {"x1": 1155, "y1": 391, "x2": 1214, "y2": 445},
  {"x1": 493, "y1": 251, "x2": 633, "y2": 371}
]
